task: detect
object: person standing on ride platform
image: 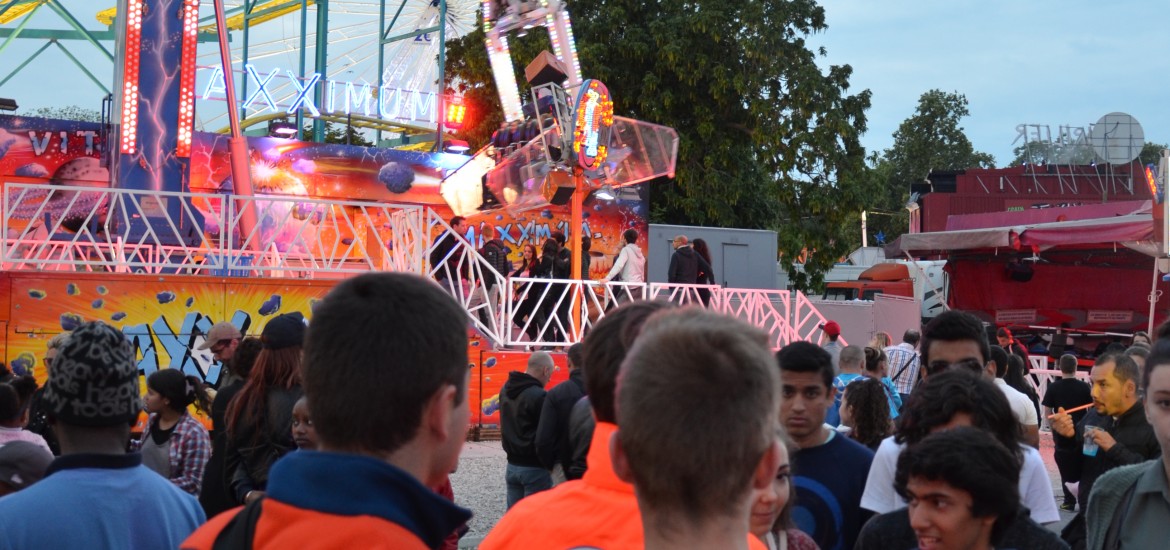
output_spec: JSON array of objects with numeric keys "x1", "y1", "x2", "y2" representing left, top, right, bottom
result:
[{"x1": 603, "y1": 229, "x2": 646, "y2": 287}]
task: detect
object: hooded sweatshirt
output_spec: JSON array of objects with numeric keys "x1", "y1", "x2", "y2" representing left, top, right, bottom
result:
[
  {"x1": 500, "y1": 371, "x2": 547, "y2": 467},
  {"x1": 606, "y1": 243, "x2": 645, "y2": 283},
  {"x1": 668, "y1": 245, "x2": 700, "y2": 284}
]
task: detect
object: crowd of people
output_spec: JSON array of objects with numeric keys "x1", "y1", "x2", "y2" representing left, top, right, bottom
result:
[{"x1": 2, "y1": 269, "x2": 1170, "y2": 549}]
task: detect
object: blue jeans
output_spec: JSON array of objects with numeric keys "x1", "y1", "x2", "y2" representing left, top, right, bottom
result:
[{"x1": 505, "y1": 463, "x2": 552, "y2": 509}]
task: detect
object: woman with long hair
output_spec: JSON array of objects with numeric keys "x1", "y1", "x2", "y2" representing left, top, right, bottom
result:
[
  {"x1": 863, "y1": 346, "x2": 903, "y2": 418},
  {"x1": 224, "y1": 313, "x2": 305, "y2": 504},
  {"x1": 692, "y1": 238, "x2": 715, "y2": 307},
  {"x1": 838, "y1": 377, "x2": 893, "y2": 451},
  {"x1": 135, "y1": 369, "x2": 213, "y2": 495},
  {"x1": 512, "y1": 243, "x2": 547, "y2": 341}
]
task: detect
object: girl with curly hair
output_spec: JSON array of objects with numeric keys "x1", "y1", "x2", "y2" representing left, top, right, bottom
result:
[{"x1": 838, "y1": 377, "x2": 893, "y2": 451}]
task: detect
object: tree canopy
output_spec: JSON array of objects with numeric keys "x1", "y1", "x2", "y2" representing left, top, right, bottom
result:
[
  {"x1": 445, "y1": 0, "x2": 873, "y2": 291},
  {"x1": 862, "y1": 90, "x2": 994, "y2": 245}
]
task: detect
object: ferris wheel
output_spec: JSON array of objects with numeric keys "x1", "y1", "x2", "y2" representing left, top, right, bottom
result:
[{"x1": 192, "y1": 0, "x2": 480, "y2": 133}]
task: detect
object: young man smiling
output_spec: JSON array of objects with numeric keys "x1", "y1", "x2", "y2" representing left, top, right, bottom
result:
[{"x1": 856, "y1": 426, "x2": 1066, "y2": 550}]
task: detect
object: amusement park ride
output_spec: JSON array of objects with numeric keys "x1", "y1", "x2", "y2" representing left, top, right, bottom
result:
[{"x1": 0, "y1": 1, "x2": 836, "y2": 426}]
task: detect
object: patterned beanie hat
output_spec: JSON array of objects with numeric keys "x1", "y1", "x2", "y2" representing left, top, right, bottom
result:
[{"x1": 42, "y1": 321, "x2": 142, "y2": 427}]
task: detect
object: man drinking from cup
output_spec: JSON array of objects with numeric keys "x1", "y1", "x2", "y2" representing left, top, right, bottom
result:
[{"x1": 1050, "y1": 352, "x2": 1160, "y2": 549}]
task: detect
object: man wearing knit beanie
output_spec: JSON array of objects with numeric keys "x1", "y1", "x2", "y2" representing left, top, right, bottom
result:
[{"x1": 0, "y1": 321, "x2": 205, "y2": 549}]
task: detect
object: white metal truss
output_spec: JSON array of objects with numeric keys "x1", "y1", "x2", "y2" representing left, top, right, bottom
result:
[
  {"x1": 2, "y1": 183, "x2": 838, "y2": 349},
  {"x1": 2, "y1": 183, "x2": 424, "y2": 277}
]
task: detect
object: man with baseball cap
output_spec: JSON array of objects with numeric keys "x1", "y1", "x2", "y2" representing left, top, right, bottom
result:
[
  {"x1": 199, "y1": 321, "x2": 243, "y2": 364},
  {"x1": 821, "y1": 320, "x2": 844, "y2": 373},
  {"x1": 0, "y1": 320, "x2": 205, "y2": 548}
]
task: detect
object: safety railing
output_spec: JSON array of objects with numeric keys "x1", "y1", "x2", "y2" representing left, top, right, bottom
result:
[
  {"x1": 1, "y1": 183, "x2": 426, "y2": 277},
  {"x1": 1, "y1": 183, "x2": 839, "y2": 350},
  {"x1": 501, "y1": 280, "x2": 828, "y2": 350},
  {"x1": 424, "y1": 211, "x2": 509, "y2": 345}
]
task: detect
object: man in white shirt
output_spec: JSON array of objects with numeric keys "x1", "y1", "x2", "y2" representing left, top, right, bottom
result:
[
  {"x1": 988, "y1": 345, "x2": 1040, "y2": 448},
  {"x1": 860, "y1": 311, "x2": 1058, "y2": 525}
]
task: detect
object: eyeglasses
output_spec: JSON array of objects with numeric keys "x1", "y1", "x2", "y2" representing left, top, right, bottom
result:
[
  {"x1": 42, "y1": 357, "x2": 54, "y2": 367},
  {"x1": 926, "y1": 358, "x2": 985, "y2": 376},
  {"x1": 209, "y1": 339, "x2": 232, "y2": 354}
]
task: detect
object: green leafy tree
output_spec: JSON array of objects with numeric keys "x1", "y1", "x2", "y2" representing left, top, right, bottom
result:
[
  {"x1": 1009, "y1": 140, "x2": 1094, "y2": 166},
  {"x1": 885, "y1": 90, "x2": 994, "y2": 184},
  {"x1": 445, "y1": 1, "x2": 873, "y2": 290},
  {"x1": 866, "y1": 90, "x2": 994, "y2": 245},
  {"x1": 444, "y1": 17, "x2": 551, "y2": 149},
  {"x1": 1140, "y1": 142, "x2": 1169, "y2": 166},
  {"x1": 299, "y1": 122, "x2": 373, "y2": 147}
]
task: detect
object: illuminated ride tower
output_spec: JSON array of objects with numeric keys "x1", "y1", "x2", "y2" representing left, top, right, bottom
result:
[{"x1": 482, "y1": 0, "x2": 582, "y2": 123}]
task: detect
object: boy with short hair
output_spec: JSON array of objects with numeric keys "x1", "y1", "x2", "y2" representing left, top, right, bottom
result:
[
  {"x1": 612, "y1": 310, "x2": 781, "y2": 550},
  {"x1": 183, "y1": 273, "x2": 472, "y2": 549}
]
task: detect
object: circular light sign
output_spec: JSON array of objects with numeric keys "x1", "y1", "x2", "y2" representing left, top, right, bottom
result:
[{"x1": 572, "y1": 79, "x2": 614, "y2": 170}]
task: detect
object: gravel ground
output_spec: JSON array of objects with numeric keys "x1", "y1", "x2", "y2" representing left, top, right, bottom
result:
[
  {"x1": 450, "y1": 440, "x2": 508, "y2": 549},
  {"x1": 449, "y1": 430, "x2": 1073, "y2": 548}
]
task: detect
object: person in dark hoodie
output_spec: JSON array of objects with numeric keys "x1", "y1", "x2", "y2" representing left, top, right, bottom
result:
[
  {"x1": 668, "y1": 235, "x2": 712, "y2": 289},
  {"x1": 500, "y1": 351, "x2": 554, "y2": 508},
  {"x1": 535, "y1": 343, "x2": 586, "y2": 484},
  {"x1": 479, "y1": 225, "x2": 512, "y2": 324}
]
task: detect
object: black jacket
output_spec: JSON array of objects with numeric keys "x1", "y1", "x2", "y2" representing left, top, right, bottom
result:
[
  {"x1": 479, "y1": 238, "x2": 512, "y2": 288},
  {"x1": 429, "y1": 233, "x2": 465, "y2": 280},
  {"x1": 668, "y1": 246, "x2": 712, "y2": 284},
  {"x1": 1074, "y1": 403, "x2": 1160, "y2": 509},
  {"x1": 535, "y1": 369, "x2": 586, "y2": 471},
  {"x1": 552, "y1": 246, "x2": 572, "y2": 279},
  {"x1": 500, "y1": 371, "x2": 547, "y2": 467},
  {"x1": 567, "y1": 396, "x2": 594, "y2": 480}
]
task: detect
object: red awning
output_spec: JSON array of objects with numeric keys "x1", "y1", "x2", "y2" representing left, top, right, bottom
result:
[
  {"x1": 886, "y1": 213, "x2": 1154, "y2": 257},
  {"x1": 1019, "y1": 215, "x2": 1153, "y2": 249}
]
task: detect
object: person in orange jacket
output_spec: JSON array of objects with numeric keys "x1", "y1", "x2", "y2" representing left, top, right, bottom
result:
[
  {"x1": 182, "y1": 273, "x2": 472, "y2": 550},
  {"x1": 481, "y1": 302, "x2": 774, "y2": 550}
]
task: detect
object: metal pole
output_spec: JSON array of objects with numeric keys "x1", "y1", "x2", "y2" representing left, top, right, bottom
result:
[
  {"x1": 297, "y1": 0, "x2": 307, "y2": 140},
  {"x1": 375, "y1": 0, "x2": 386, "y2": 146},
  {"x1": 435, "y1": 0, "x2": 446, "y2": 152},
  {"x1": 212, "y1": 0, "x2": 258, "y2": 253},
  {"x1": 0, "y1": 0, "x2": 43, "y2": 57},
  {"x1": 241, "y1": 0, "x2": 253, "y2": 122},
  {"x1": 313, "y1": 0, "x2": 329, "y2": 142},
  {"x1": 571, "y1": 166, "x2": 584, "y2": 338}
]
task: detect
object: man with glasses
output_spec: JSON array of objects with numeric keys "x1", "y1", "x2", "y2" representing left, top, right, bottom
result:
[
  {"x1": 199, "y1": 322, "x2": 242, "y2": 365},
  {"x1": 918, "y1": 311, "x2": 990, "y2": 378},
  {"x1": 859, "y1": 311, "x2": 1061, "y2": 526},
  {"x1": 26, "y1": 332, "x2": 72, "y2": 455}
]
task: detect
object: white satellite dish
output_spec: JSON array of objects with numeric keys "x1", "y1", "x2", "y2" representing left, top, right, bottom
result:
[{"x1": 1090, "y1": 112, "x2": 1145, "y2": 164}]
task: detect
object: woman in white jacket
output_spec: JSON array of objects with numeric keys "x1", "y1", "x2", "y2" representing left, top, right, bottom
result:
[{"x1": 603, "y1": 228, "x2": 646, "y2": 284}]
